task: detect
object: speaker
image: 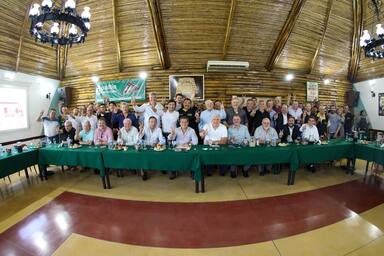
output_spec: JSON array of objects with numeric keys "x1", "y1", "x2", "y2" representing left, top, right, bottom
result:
[
  {"x1": 57, "y1": 87, "x2": 72, "y2": 106},
  {"x1": 345, "y1": 91, "x2": 359, "y2": 107}
]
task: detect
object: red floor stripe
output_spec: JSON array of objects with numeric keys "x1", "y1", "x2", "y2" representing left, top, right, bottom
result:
[{"x1": 0, "y1": 178, "x2": 383, "y2": 255}]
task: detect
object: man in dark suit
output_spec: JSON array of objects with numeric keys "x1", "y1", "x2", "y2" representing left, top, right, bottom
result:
[
  {"x1": 279, "y1": 116, "x2": 300, "y2": 143},
  {"x1": 275, "y1": 104, "x2": 291, "y2": 133}
]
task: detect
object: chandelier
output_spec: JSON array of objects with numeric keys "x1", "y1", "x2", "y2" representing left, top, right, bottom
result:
[
  {"x1": 360, "y1": 0, "x2": 384, "y2": 59},
  {"x1": 28, "y1": 0, "x2": 91, "y2": 47}
]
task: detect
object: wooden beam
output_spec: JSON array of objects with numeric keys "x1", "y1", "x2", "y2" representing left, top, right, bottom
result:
[
  {"x1": 265, "y1": 0, "x2": 307, "y2": 71},
  {"x1": 309, "y1": 0, "x2": 334, "y2": 74},
  {"x1": 146, "y1": 0, "x2": 170, "y2": 69},
  {"x1": 223, "y1": 0, "x2": 237, "y2": 59},
  {"x1": 112, "y1": 0, "x2": 122, "y2": 72},
  {"x1": 348, "y1": 0, "x2": 364, "y2": 82},
  {"x1": 15, "y1": 0, "x2": 34, "y2": 72}
]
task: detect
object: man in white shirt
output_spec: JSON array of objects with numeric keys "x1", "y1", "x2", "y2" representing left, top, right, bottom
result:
[
  {"x1": 68, "y1": 108, "x2": 81, "y2": 131},
  {"x1": 118, "y1": 118, "x2": 139, "y2": 146},
  {"x1": 300, "y1": 116, "x2": 320, "y2": 172},
  {"x1": 138, "y1": 116, "x2": 165, "y2": 180},
  {"x1": 161, "y1": 100, "x2": 179, "y2": 139},
  {"x1": 300, "y1": 116, "x2": 320, "y2": 142},
  {"x1": 199, "y1": 100, "x2": 226, "y2": 131},
  {"x1": 132, "y1": 92, "x2": 164, "y2": 128},
  {"x1": 139, "y1": 116, "x2": 165, "y2": 146},
  {"x1": 36, "y1": 108, "x2": 60, "y2": 143},
  {"x1": 200, "y1": 114, "x2": 228, "y2": 176},
  {"x1": 81, "y1": 105, "x2": 98, "y2": 130},
  {"x1": 167, "y1": 116, "x2": 198, "y2": 180},
  {"x1": 200, "y1": 114, "x2": 228, "y2": 145},
  {"x1": 288, "y1": 101, "x2": 303, "y2": 124}
]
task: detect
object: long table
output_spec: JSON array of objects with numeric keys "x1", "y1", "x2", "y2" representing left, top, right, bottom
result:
[
  {"x1": 2, "y1": 141, "x2": 383, "y2": 193},
  {"x1": 354, "y1": 143, "x2": 384, "y2": 177},
  {"x1": 0, "y1": 149, "x2": 39, "y2": 179},
  {"x1": 38, "y1": 146, "x2": 108, "y2": 188}
]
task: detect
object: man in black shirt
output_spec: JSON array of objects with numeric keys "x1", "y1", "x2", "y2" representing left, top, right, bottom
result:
[
  {"x1": 178, "y1": 98, "x2": 200, "y2": 135},
  {"x1": 279, "y1": 116, "x2": 300, "y2": 143},
  {"x1": 253, "y1": 100, "x2": 270, "y2": 131},
  {"x1": 343, "y1": 105, "x2": 354, "y2": 136},
  {"x1": 97, "y1": 104, "x2": 112, "y2": 128},
  {"x1": 243, "y1": 98, "x2": 256, "y2": 134},
  {"x1": 60, "y1": 120, "x2": 77, "y2": 144},
  {"x1": 275, "y1": 104, "x2": 291, "y2": 133}
]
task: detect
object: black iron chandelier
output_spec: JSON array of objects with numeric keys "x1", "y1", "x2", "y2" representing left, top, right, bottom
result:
[
  {"x1": 29, "y1": 0, "x2": 91, "y2": 47},
  {"x1": 360, "y1": 0, "x2": 384, "y2": 59}
]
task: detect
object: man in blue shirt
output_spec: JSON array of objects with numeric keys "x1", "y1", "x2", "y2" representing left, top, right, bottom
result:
[{"x1": 199, "y1": 100, "x2": 226, "y2": 131}]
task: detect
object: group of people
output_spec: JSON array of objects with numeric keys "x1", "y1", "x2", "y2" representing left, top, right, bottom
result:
[{"x1": 36, "y1": 92, "x2": 371, "y2": 179}]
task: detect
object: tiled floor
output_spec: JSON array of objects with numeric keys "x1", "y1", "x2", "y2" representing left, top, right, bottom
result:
[{"x1": 0, "y1": 160, "x2": 383, "y2": 255}]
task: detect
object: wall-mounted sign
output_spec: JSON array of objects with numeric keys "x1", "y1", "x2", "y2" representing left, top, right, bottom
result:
[
  {"x1": 169, "y1": 75, "x2": 204, "y2": 101},
  {"x1": 95, "y1": 79, "x2": 146, "y2": 103},
  {"x1": 306, "y1": 81, "x2": 319, "y2": 102},
  {"x1": 379, "y1": 93, "x2": 384, "y2": 116}
]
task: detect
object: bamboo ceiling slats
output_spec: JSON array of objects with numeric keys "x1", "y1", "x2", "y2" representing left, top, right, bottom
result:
[
  {"x1": 312, "y1": 0, "x2": 353, "y2": 80},
  {"x1": 0, "y1": 0, "x2": 28, "y2": 71},
  {"x1": 160, "y1": 0, "x2": 230, "y2": 69},
  {"x1": 275, "y1": 0, "x2": 328, "y2": 72},
  {"x1": 117, "y1": 0, "x2": 159, "y2": 70},
  {"x1": 356, "y1": 0, "x2": 384, "y2": 81},
  {"x1": 226, "y1": 0, "x2": 294, "y2": 70},
  {"x1": 65, "y1": 0, "x2": 119, "y2": 77},
  {"x1": 348, "y1": 0, "x2": 363, "y2": 82},
  {"x1": 62, "y1": 69, "x2": 351, "y2": 109}
]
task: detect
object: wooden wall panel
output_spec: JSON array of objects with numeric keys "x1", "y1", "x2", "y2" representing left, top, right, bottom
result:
[{"x1": 62, "y1": 70, "x2": 352, "y2": 108}]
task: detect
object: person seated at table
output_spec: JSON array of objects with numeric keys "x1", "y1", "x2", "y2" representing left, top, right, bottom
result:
[
  {"x1": 198, "y1": 100, "x2": 226, "y2": 131},
  {"x1": 254, "y1": 118, "x2": 279, "y2": 175},
  {"x1": 200, "y1": 114, "x2": 228, "y2": 176},
  {"x1": 138, "y1": 116, "x2": 165, "y2": 180},
  {"x1": 167, "y1": 116, "x2": 198, "y2": 180},
  {"x1": 118, "y1": 118, "x2": 139, "y2": 146},
  {"x1": 228, "y1": 115, "x2": 251, "y2": 178},
  {"x1": 300, "y1": 116, "x2": 320, "y2": 172},
  {"x1": 113, "y1": 102, "x2": 139, "y2": 129},
  {"x1": 60, "y1": 120, "x2": 77, "y2": 144},
  {"x1": 36, "y1": 108, "x2": 60, "y2": 144},
  {"x1": 77, "y1": 120, "x2": 94, "y2": 145},
  {"x1": 279, "y1": 116, "x2": 300, "y2": 143},
  {"x1": 93, "y1": 118, "x2": 114, "y2": 145}
]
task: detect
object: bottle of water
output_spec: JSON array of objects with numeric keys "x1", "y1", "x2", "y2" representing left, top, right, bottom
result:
[{"x1": 0, "y1": 144, "x2": 4, "y2": 157}]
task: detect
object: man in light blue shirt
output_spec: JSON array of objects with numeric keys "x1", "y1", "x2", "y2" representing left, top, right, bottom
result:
[
  {"x1": 199, "y1": 100, "x2": 226, "y2": 131},
  {"x1": 78, "y1": 120, "x2": 94, "y2": 145},
  {"x1": 254, "y1": 118, "x2": 279, "y2": 143},
  {"x1": 168, "y1": 116, "x2": 198, "y2": 146},
  {"x1": 228, "y1": 115, "x2": 251, "y2": 178}
]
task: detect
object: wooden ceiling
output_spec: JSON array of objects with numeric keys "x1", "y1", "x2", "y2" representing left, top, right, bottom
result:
[{"x1": 0, "y1": 0, "x2": 382, "y2": 82}]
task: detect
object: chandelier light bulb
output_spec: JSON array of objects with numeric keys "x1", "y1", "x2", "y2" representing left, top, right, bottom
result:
[
  {"x1": 50, "y1": 22, "x2": 60, "y2": 35},
  {"x1": 41, "y1": 0, "x2": 53, "y2": 8},
  {"x1": 376, "y1": 24, "x2": 384, "y2": 36},
  {"x1": 29, "y1": 4, "x2": 40, "y2": 17},
  {"x1": 69, "y1": 24, "x2": 78, "y2": 36},
  {"x1": 64, "y1": 0, "x2": 76, "y2": 9},
  {"x1": 81, "y1": 7, "x2": 91, "y2": 20}
]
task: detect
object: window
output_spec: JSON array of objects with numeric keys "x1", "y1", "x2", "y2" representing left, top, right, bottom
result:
[{"x1": 0, "y1": 86, "x2": 28, "y2": 131}]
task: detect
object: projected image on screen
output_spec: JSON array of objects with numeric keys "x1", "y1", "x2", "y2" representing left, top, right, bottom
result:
[{"x1": 0, "y1": 87, "x2": 28, "y2": 131}]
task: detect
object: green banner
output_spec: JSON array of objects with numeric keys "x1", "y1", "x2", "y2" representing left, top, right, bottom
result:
[{"x1": 95, "y1": 79, "x2": 146, "y2": 103}]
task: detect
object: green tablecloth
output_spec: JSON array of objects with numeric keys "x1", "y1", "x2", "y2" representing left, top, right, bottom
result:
[
  {"x1": 102, "y1": 148, "x2": 202, "y2": 182},
  {"x1": 0, "y1": 149, "x2": 38, "y2": 179},
  {"x1": 38, "y1": 146, "x2": 105, "y2": 176},
  {"x1": 198, "y1": 145, "x2": 299, "y2": 171},
  {"x1": 295, "y1": 139, "x2": 355, "y2": 165},
  {"x1": 354, "y1": 143, "x2": 384, "y2": 165}
]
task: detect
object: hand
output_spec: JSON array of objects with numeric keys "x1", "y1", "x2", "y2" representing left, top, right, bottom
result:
[
  {"x1": 131, "y1": 97, "x2": 136, "y2": 105},
  {"x1": 274, "y1": 113, "x2": 278, "y2": 120},
  {"x1": 250, "y1": 109, "x2": 256, "y2": 116},
  {"x1": 170, "y1": 127, "x2": 176, "y2": 136},
  {"x1": 279, "y1": 130, "x2": 283, "y2": 138},
  {"x1": 220, "y1": 102, "x2": 225, "y2": 110},
  {"x1": 40, "y1": 110, "x2": 44, "y2": 116},
  {"x1": 139, "y1": 121, "x2": 144, "y2": 132}
]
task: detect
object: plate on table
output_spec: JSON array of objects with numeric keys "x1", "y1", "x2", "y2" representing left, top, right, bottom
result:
[
  {"x1": 278, "y1": 143, "x2": 288, "y2": 147},
  {"x1": 175, "y1": 145, "x2": 191, "y2": 151},
  {"x1": 154, "y1": 146, "x2": 166, "y2": 152},
  {"x1": 69, "y1": 144, "x2": 82, "y2": 149},
  {"x1": 321, "y1": 141, "x2": 328, "y2": 145}
]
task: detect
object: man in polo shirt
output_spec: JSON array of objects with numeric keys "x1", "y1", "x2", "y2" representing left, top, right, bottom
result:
[
  {"x1": 77, "y1": 120, "x2": 94, "y2": 145},
  {"x1": 36, "y1": 108, "x2": 60, "y2": 143}
]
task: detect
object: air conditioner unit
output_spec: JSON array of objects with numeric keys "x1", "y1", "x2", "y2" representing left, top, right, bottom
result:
[{"x1": 207, "y1": 60, "x2": 249, "y2": 72}]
